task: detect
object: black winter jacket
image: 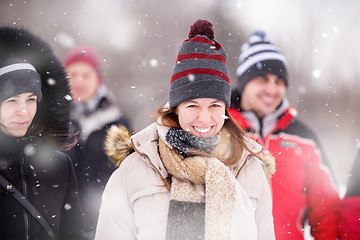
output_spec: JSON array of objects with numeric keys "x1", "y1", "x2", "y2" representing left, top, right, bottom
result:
[
  {"x1": 0, "y1": 26, "x2": 86, "y2": 240},
  {"x1": 0, "y1": 135, "x2": 85, "y2": 239},
  {"x1": 64, "y1": 88, "x2": 130, "y2": 237}
]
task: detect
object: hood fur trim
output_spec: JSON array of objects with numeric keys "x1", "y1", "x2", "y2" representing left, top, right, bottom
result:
[
  {"x1": 105, "y1": 125, "x2": 134, "y2": 167},
  {"x1": 258, "y1": 152, "x2": 276, "y2": 179}
]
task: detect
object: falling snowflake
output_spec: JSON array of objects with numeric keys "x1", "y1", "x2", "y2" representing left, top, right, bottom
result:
[
  {"x1": 187, "y1": 74, "x2": 195, "y2": 81},
  {"x1": 312, "y1": 69, "x2": 321, "y2": 79},
  {"x1": 24, "y1": 144, "x2": 36, "y2": 156},
  {"x1": 64, "y1": 94, "x2": 72, "y2": 101},
  {"x1": 47, "y1": 78, "x2": 56, "y2": 86},
  {"x1": 321, "y1": 32, "x2": 329, "y2": 38},
  {"x1": 149, "y1": 58, "x2": 158, "y2": 67},
  {"x1": 64, "y1": 203, "x2": 72, "y2": 211},
  {"x1": 221, "y1": 114, "x2": 229, "y2": 120}
]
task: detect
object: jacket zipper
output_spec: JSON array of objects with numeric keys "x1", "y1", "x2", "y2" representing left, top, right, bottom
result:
[{"x1": 21, "y1": 157, "x2": 30, "y2": 240}]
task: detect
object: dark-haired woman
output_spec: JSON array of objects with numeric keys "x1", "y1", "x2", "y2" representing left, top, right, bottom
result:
[{"x1": 0, "y1": 26, "x2": 86, "y2": 239}]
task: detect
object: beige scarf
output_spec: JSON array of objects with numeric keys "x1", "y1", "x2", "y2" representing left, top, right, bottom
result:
[{"x1": 159, "y1": 127, "x2": 257, "y2": 240}]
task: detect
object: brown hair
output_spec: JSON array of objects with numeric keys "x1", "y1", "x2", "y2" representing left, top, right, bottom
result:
[
  {"x1": 26, "y1": 119, "x2": 78, "y2": 151},
  {"x1": 154, "y1": 106, "x2": 257, "y2": 166}
]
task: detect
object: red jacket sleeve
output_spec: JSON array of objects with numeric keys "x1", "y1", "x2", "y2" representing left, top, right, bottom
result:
[
  {"x1": 339, "y1": 196, "x2": 360, "y2": 239},
  {"x1": 304, "y1": 144, "x2": 340, "y2": 239}
]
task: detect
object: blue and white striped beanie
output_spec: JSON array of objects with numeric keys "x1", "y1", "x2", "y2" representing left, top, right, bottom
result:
[
  {"x1": 169, "y1": 19, "x2": 231, "y2": 109},
  {"x1": 236, "y1": 31, "x2": 288, "y2": 94}
]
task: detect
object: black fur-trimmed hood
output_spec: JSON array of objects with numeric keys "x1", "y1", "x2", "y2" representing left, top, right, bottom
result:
[{"x1": 0, "y1": 26, "x2": 71, "y2": 146}]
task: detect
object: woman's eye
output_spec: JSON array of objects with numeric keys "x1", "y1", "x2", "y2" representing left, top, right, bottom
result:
[
  {"x1": 27, "y1": 98, "x2": 37, "y2": 102},
  {"x1": 187, "y1": 104, "x2": 197, "y2": 108},
  {"x1": 212, "y1": 103, "x2": 225, "y2": 108}
]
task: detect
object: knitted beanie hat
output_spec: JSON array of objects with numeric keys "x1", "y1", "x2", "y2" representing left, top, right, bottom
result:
[
  {"x1": 236, "y1": 31, "x2": 288, "y2": 95},
  {"x1": 169, "y1": 19, "x2": 231, "y2": 109},
  {"x1": 64, "y1": 46, "x2": 103, "y2": 83},
  {"x1": 0, "y1": 57, "x2": 42, "y2": 103}
]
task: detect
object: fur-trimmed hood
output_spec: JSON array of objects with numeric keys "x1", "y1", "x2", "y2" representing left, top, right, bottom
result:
[
  {"x1": 105, "y1": 125, "x2": 134, "y2": 167},
  {"x1": 0, "y1": 26, "x2": 72, "y2": 146},
  {"x1": 105, "y1": 124, "x2": 275, "y2": 178}
]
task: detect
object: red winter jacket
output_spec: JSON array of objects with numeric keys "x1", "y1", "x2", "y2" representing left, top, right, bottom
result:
[
  {"x1": 339, "y1": 149, "x2": 360, "y2": 239},
  {"x1": 339, "y1": 196, "x2": 360, "y2": 239},
  {"x1": 229, "y1": 96, "x2": 339, "y2": 240}
]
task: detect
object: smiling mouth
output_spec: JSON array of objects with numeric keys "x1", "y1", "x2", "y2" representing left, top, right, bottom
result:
[
  {"x1": 261, "y1": 95, "x2": 278, "y2": 105},
  {"x1": 194, "y1": 126, "x2": 212, "y2": 133}
]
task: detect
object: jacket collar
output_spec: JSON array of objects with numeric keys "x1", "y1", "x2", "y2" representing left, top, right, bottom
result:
[
  {"x1": 230, "y1": 98, "x2": 297, "y2": 138},
  {"x1": 130, "y1": 123, "x2": 169, "y2": 178},
  {"x1": 0, "y1": 132, "x2": 40, "y2": 157},
  {"x1": 70, "y1": 85, "x2": 123, "y2": 143},
  {"x1": 130, "y1": 122, "x2": 264, "y2": 181}
]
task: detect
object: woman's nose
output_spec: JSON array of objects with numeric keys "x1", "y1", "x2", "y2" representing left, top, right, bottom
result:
[
  {"x1": 198, "y1": 109, "x2": 211, "y2": 123},
  {"x1": 15, "y1": 103, "x2": 29, "y2": 115}
]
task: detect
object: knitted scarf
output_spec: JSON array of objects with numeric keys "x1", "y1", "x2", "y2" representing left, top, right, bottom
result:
[
  {"x1": 159, "y1": 127, "x2": 257, "y2": 240},
  {"x1": 165, "y1": 127, "x2": 219, "y2": 157}
]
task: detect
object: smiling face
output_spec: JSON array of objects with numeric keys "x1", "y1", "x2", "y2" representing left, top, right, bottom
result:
[
  {"x1": 0, "y1": 93, "x2": 38, "y2": 137},
  {"x1": 175, "y1": 98, "x2": 226, "y2": 138},
  {"x1": 240, "y1": 74, "x2": 286, "y2": 118}
]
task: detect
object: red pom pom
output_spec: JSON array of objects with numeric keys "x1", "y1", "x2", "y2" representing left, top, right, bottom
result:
[{"x1": 188, "y1": 19, "x2": 214, "y2": 39}]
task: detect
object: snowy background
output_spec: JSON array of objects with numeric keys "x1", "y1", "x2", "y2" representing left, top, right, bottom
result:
[{"x1": 1, "y1": 0, "x2": 360, "y2": 190}]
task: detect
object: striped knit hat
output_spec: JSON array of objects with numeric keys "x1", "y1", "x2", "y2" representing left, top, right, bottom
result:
[
  {"x1": 169, "y1": 19, "x2": 231, "y2": 109},
  {"x1": 236, "y1": 31, "x2": 288, "y2": 95}
]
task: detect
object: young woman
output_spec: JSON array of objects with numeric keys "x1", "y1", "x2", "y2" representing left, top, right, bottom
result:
[
  {"x1": 95, "y1": 20, "x2": 275, "y2": 240},
  {"x1": 0, "y1": 26, "x2": 86, "y2": 239}
]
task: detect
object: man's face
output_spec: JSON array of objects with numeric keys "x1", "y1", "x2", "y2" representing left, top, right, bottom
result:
[
  {"x1": 240, "y1": 74, "x2": 286, "y2": 118},
  {"x1": 66, "y1": 62, "x2": 100, "y2": 103}
]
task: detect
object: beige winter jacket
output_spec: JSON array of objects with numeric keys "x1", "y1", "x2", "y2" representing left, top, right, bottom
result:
[{"x1": 95, "y1": 123, "x2": 275, "y2": 240}]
